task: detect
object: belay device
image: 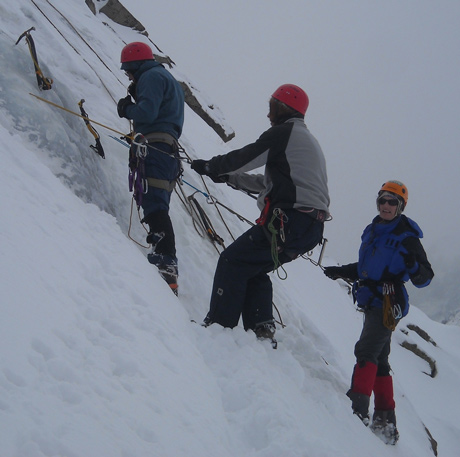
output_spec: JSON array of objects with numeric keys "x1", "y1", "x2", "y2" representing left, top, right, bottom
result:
[
  {"x1": 78, "y1": 99, "x2": 105, "y2": 159},
  {"x1": 15, "y1": 27, "x2": 53, "y2": 91}
]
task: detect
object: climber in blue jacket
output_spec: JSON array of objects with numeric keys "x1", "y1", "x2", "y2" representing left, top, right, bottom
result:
[
  {"x1": 117, "y1": 42, "x2": 185, "y2": 295},
  {"x1": 324, "y1": 180, "x2": 434, "y2": 445}
]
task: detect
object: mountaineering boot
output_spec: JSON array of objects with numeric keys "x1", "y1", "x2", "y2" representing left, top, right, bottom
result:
[
  {"x1": 346, "y1": 390, "x2": 370, "y2": 426},
  {"x1": 370, "y1": 410, "x2": 399, "y2": 445},
  {"x1": 347, "y1": 361, "x2": 378, "y2": 425},
  {"x1": 146, "y1": 230, "x2": 164, "y2": 253},
  {"x1": 148, "y1": 253, "x2": 179, "y2": 296},
  {"x1": 254, "y1": 321, "x2": 277, "y2": 349},
  {"x1": 201, "y1": 315, "x2": 213, "y2": 327}
]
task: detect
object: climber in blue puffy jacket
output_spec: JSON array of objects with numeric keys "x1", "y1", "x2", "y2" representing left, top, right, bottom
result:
[{"x1": 323, "y1": 180, "x2": 434, "y2": 445}]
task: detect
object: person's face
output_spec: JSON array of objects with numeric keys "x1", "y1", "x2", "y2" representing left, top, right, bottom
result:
[
  {"x1": 377, "y1": 196, "x2": 399, "y2": 221},
  {"x1": 267, "y1": 98, "x2": 278, "y2": 126},
  {"x1": 124, "y1": 71, "x2": 135, "y2": 82}
]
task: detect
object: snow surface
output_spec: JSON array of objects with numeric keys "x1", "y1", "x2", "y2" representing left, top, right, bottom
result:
[{"x1": 1, "y1": 1, "x2": 459, "y2": 456}]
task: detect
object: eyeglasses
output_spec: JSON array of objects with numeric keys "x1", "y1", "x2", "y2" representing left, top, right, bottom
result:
[{"x1": 378, "y1": 197, "x2": 399, "y2": 207}]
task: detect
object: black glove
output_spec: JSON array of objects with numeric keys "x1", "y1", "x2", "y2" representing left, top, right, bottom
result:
[
  {"x1": 400, "y1": 251, "x2": 417, "y2": 270},
  {"x1": 127, "y1": 82, "x2": 137, "y2": 100},
  {"x1": 323, "y1": 266, "x2": 345, "y2": 280},
  {"x1": 191, "y1": 159, "x2": 211, "y2": 175},
  {"x1": 208, "y1": 174, "x2": 229, "y2": 184},
  {"x1": 117, "y1": 96, "x2": 134, "y2": 118}
]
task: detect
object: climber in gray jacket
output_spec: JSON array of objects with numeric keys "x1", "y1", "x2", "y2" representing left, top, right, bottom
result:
[{"x1": 191, "y1": 84, "x2": 330, "y2": 343}]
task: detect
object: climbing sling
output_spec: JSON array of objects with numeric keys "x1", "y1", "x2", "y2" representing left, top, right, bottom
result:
[
  {"x1": 128, "y1": 134, "x2": 148, "y2": 207},
  {"x1": 15, "y1": 27, "x2": 53, "y2": 91},
  {"x1": 267, "y1": 208, "x2": 288, "y2": 280},
  {"x1": 78, "y1": 99, "x2": 105, "y2": 159}
]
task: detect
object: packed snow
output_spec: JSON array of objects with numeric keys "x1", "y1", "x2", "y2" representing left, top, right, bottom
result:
[{"x1": 1, "y1": 1, "x2": 459, "y2": 456}]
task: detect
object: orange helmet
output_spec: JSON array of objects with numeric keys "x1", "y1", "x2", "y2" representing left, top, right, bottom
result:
[
  {"x1": 271, "y1": 84, "x2": 309, "y2": 115},
  {"x1": 379, "y1": 180, "x2": 408, "y2": 205}
]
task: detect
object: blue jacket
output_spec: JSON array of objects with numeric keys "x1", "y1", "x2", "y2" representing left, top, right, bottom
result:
[
  {"x1": 125, "y1": 61, "x2": 184, "y2": 138},
  {"x1": 342, "y1": 215, "x2": 434, "y2": 317}
]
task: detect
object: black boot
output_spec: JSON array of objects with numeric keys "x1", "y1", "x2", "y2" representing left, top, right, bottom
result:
[
  {"x1": 346, "y1": 390, "x2": 370, "y2": 426},
  {"x1": 254, "y1": 321, "x2": 277, "y2": 349},
  {"x1": 148, "y1": 253, "x2": 178, "y2": 295}
]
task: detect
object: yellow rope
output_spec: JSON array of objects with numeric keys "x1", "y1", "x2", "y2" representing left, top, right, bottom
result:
[{"x1": 29, "y1": 93, "x2": 131, "y2": 138}]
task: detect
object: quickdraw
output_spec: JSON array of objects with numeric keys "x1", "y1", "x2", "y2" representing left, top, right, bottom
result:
[
  {"x1": 128, "y1": 134, "x2": 148, "y2": 207},
  {"x1": 78, "y1": 99, "x2": 105, "y2": 159},
  {"x1": 15, "y1": 27, "x2": 53, "y2": 91},
  {"x1": 267, "y1": 208, "x2": 288, "y2": 280},
  {"x1": 382, "y1": 282, "x2": 403, "y2": 331}
]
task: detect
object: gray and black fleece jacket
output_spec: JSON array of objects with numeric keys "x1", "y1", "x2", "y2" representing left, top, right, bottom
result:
[{"x1": 207, "y1": 117, "x2": 330, "y2": 215}]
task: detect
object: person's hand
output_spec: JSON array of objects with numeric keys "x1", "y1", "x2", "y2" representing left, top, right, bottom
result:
[
  {"x1": 117, "y1": 96, "x2": 134, "y2": 118},
  {"x1": 208, "y1": 174, "x2": 229, "y2": 184},
  {"x1": 400, "y1": 252, "x2": 417, "y2": 270},
  {"x1": 323, "y1": 266, "x2": 345, "y2": 280},
  {"x1": 191, "y1": 160, "x2": 211, "y2": 175}
]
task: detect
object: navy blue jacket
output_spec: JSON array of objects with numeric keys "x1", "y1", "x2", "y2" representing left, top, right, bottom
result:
[
  {"x1": 339, "y1": 215, "x2": 434, "y2": 317},
  {"x1": 125, "y1": 61, "x2": 184, "y2": 139}
]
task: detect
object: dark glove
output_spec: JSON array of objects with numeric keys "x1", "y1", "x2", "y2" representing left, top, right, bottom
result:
[
  {"x1": 117, "y1": 96, "x2": 134, "y2": 118},
  {"x1": 127, "y1": 82, "x2": 137, "y2": 100},
  {"x1": 323, "y1": 266, "x2": 345, "y2": 280},
  {"x1": 208, "y1": 174, "x2": 229, "y2": 184},
  {"x1": 400, "y1": 251, "x2": 417, "y2": 271},
  {"x1": 191, "y1": 159, "x2": 211, "y2": 175}
]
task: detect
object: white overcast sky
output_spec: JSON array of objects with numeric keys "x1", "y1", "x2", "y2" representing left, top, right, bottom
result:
[{"x1": 128, "y1": 0, "x2": 460, "y2": 268}]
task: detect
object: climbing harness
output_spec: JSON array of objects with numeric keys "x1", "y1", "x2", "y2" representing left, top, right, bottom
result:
[
  {"x1": 78, "y1": 99, "x2": 105, "y2": 159},
  {"x1": 382, "y1": 282, "x2": 402, "y2": 331},
  {"x1": 15, "y1": 27, "x2": 53, "y2": 91}
]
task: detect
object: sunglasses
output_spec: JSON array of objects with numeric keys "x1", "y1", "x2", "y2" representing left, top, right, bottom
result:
[{"x1": 378, "y1": 197, "x2": 399, "y2": 207}]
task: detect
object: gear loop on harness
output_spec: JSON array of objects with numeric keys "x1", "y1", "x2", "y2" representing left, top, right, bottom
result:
[
  {"x1": 267, "y1": 208, "x2": 288, "y2": 280},
  {"x1": 128, "y1": 133, "x2": 149, "y2": 207},
  {"x1": 132, "y1": 133, "x2": 148, "y2": 159},
  {"x1": 382, "y1": 282, "x2": 402, "y2": 331}
]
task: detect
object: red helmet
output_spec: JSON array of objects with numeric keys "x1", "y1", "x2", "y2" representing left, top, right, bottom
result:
[
  {"x1": 120, "y1": 42, "x2": 154, "y2": 63},
  {"x1": 271, "y1": 84, "x2": 309, "y2": 115}
]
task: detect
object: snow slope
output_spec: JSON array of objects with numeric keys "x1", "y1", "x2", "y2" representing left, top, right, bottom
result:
[{"x1": 1, "y1": 1, "x2": 459, "y2": 456}]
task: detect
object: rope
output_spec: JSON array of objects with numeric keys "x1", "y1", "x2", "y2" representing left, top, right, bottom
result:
[
  {"x1": 127, "y1": 196, "x2": 150, "y2": 249},
  {"x1": 29, "y1": 93, "x2": 128, "y2": 136},
  {"x1": 43, "y1": 0, "x2": 124, "y2": 85},
  {"x1": 29, "y1": 0, "x2": 119, "y2": 102}
]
